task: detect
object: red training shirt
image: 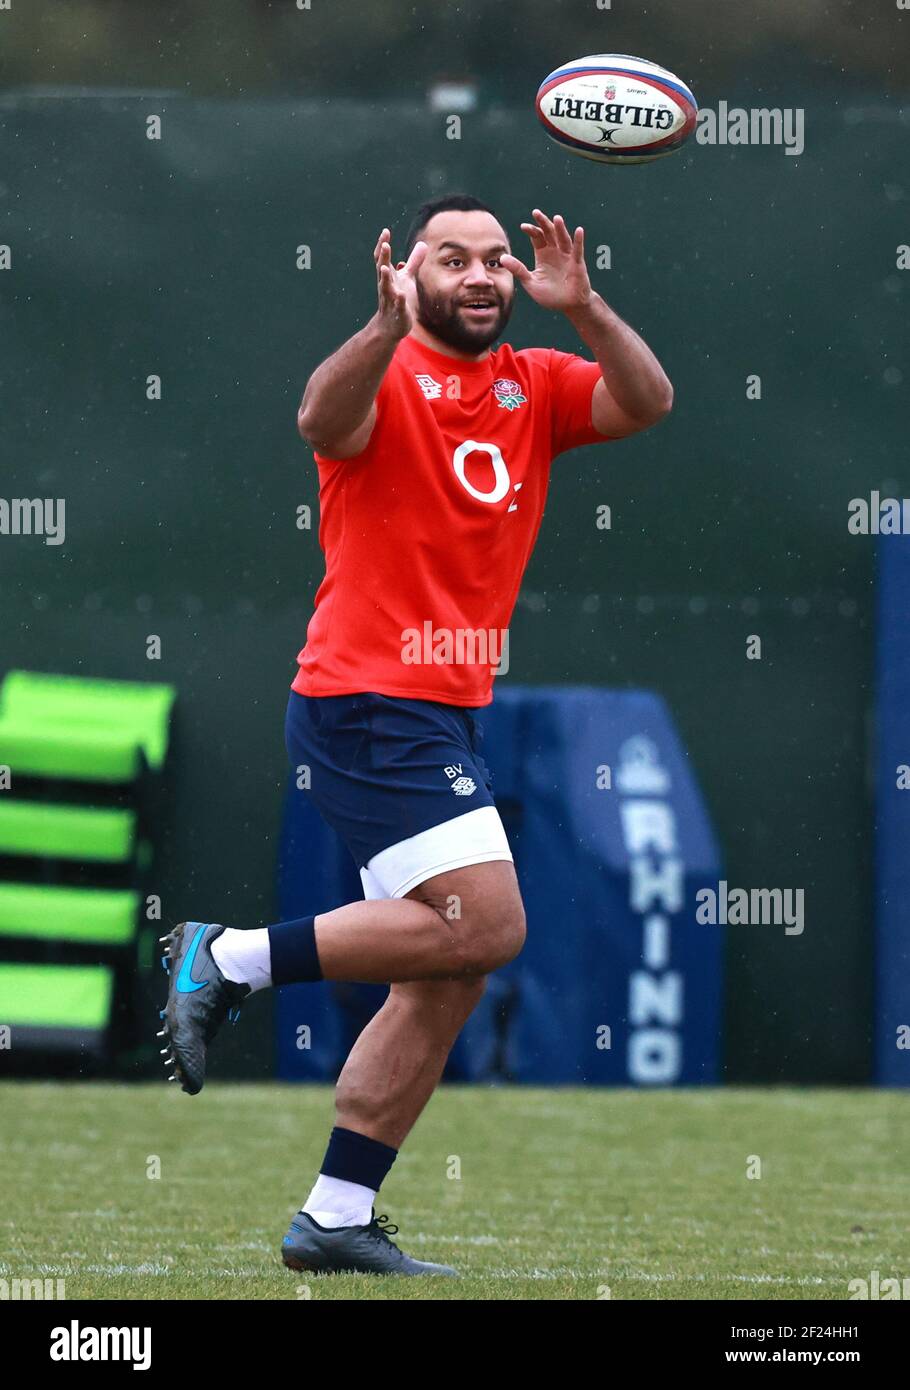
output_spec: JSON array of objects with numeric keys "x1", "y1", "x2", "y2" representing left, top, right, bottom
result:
[{"x1": 292, "y1": 333, "x2": 613, "y2": 707}]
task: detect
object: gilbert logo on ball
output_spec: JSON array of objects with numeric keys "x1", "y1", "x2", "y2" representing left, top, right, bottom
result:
[{"x1": 536, "y1": 53, "x2": 698, "y2": 164}]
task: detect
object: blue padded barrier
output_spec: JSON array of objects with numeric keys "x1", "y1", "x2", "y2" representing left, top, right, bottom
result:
[
  {"x1": 875, "y1": 536, "x2": 910, "y2": 1085},
  {"x1": 276, "y1": 686, "x2": 723, "y2": 1085}
]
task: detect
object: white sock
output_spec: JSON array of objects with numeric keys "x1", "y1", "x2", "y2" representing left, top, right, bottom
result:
[
  {"x1": 211, "y1": 927, "x2": 272, "y2": 993},
  {"x1": 302, "y1": 1174, "x2": 376, "y2": 1229}
]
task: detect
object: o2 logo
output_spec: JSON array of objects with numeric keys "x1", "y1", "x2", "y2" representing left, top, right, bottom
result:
[{"x1": 452, "y1": 440, "x2": 522, "y2": 512}]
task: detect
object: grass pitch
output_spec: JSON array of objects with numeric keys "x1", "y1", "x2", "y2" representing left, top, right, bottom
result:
[{"x1": 1, "y1": 1083, "x2": 907, "y2": 1300}]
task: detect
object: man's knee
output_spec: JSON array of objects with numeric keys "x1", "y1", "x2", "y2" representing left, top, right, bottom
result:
[
  {"x1": 411, "y1": 861, "x2": 527, "y2": 976},
  {"x1": 447, "y1": 894, "x2": 526, "y2": 974},
  {"x1": 483, "y1": 897, "x2": 526, "y2": 970}
]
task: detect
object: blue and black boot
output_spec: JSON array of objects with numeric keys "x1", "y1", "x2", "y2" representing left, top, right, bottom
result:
[
  {"x1": 281, "y1": 1209, "x2": 458, "y2": 1277},
  {"x1": 157, "y1": 921, "x2": 250, "y2": 1095}
]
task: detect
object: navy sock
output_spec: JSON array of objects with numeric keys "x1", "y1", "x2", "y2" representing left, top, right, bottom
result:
[
  {"x1": 267, "y1": 914, "x2": 323, "y2": 985},
  {"x1": 320, "y1": 1126, "x2": 398, "y2": 1192}
]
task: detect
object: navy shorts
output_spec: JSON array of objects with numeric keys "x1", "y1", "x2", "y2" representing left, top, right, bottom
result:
[{"x1": 285, "y1": 690, "x2": 512, "y2": 899}]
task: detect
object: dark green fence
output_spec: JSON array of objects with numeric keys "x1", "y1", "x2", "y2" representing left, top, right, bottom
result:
[{"x1": 2, "y1": 89, "x2": 902, "y2": 1081}]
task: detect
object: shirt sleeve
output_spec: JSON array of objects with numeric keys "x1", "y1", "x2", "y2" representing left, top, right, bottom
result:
[
  {"x1": 547, "y1": 349, "x2": 615, "y2": 456},
  {"x1": 312, "y1": 357, "x2": 397, "y2": 466}
]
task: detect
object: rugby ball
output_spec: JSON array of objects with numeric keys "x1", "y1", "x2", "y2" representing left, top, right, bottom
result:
[{"x1": 535, "y1": 54, "x2": 697, "y2": 164}]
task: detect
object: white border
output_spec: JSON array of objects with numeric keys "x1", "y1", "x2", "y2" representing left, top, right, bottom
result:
[{"x1": 359, "y1": 805, "x2": 513, "y2": 900}]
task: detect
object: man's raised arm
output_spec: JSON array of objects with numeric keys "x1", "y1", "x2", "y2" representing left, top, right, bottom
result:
[
  {"x1": 297, "y1": 229, "x2": 427, "y2": 459},
  {"x1": 501, "y1": 209, "x2": 673, "y2": 440}
]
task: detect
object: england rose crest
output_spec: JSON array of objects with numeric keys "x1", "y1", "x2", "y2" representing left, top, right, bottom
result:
[{"x1": 492, "y1": 377, "x2": 527, "y2": 411}]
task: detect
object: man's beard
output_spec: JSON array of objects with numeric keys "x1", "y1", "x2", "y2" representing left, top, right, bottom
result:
[{"x1": 414, "y1": 279, "x2": 513, "y2": 353}]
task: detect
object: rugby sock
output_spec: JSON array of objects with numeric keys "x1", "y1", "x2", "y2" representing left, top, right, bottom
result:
[
  {"x1": 302, "y1": 1126, "x2": 398, "y2": 1229},
  {"x1": 210, "y1": 927, "x2": 272, "y2": 993},
  {"x1": 266, "y1": 914, "x2": 323, "y2": 985},
  {"x1": 303, "y1": 1175, "x2": 377, "y2": 1229}
]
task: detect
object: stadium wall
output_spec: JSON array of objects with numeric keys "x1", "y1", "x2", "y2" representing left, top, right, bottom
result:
[{"x1": 2, "y1": 92, "x2": 895, "y2": 1082}]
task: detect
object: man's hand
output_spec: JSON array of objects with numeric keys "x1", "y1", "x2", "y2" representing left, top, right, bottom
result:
[
  {"x1": 374, "y1": 228, "x2": 428, "y2": 341},
  {"x1": 500, "y1": 210, "x2": 592, "y2": 314},
  {"x1": 297, "y1": 232, "x2": 421, "y2": 455}
]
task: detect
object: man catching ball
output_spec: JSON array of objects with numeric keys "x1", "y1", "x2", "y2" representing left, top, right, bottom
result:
[{"x1": 159, "y1": 194, "x2": 673, "y2": 1276}]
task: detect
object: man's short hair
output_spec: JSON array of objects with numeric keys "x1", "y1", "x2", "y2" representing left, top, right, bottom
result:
[{"x1": 403, "y1": 194, "x2": 505, "y2": 258}]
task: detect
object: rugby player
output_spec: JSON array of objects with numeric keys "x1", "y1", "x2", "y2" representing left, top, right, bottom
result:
[{"x1": 159, "y1": 194, "x2": 673, "y2": 1275}]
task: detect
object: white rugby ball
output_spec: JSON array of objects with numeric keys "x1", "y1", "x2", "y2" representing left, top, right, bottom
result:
[{"x1": 536, "y1": 53, "x2": 698, "y2": 164}]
